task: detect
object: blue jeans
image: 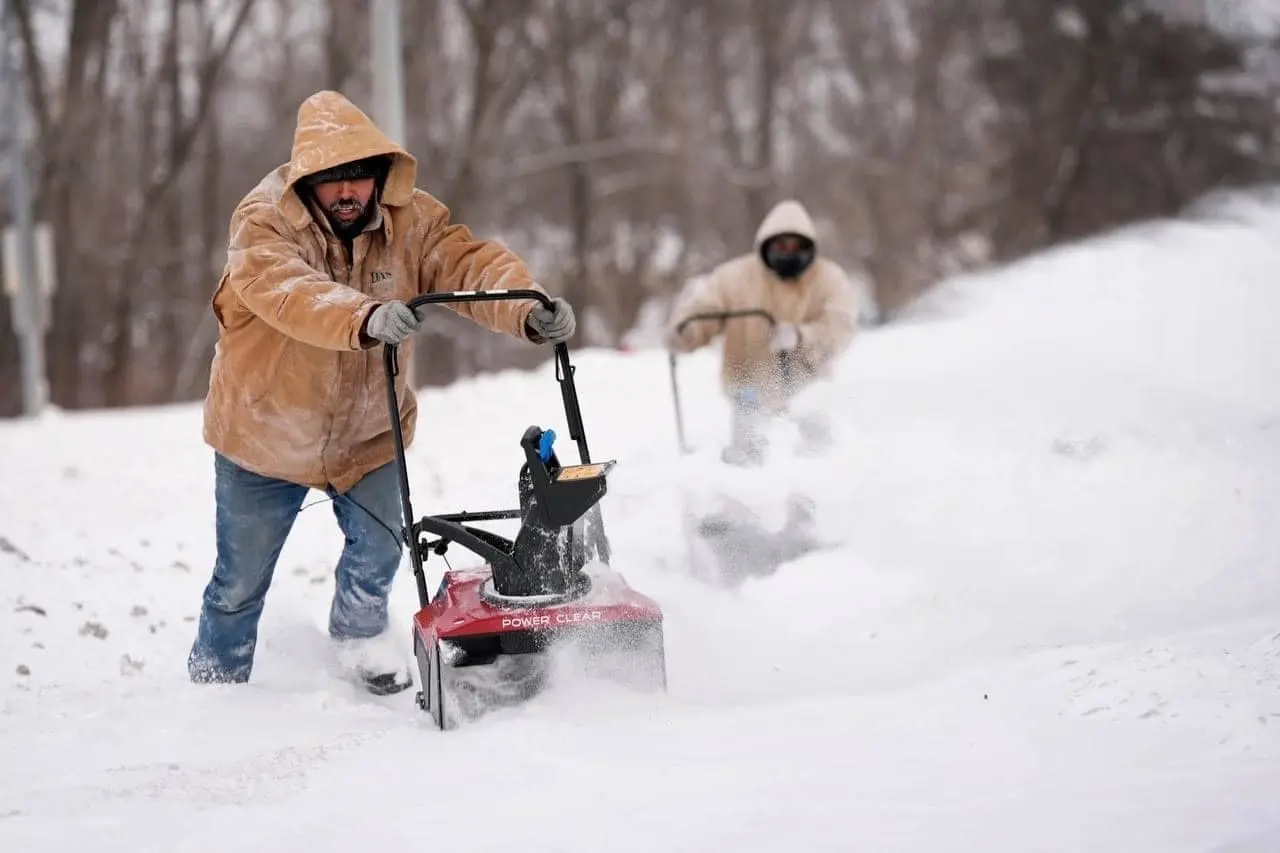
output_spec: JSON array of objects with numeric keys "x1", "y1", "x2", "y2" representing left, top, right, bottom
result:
[{"x1": 188, "y1": 453, "x2": 405, "y2": 684}]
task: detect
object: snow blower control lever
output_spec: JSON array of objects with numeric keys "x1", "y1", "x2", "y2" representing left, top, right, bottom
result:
[{"x1": 382, "y1": 289, "x2": 613, "y2": 610}]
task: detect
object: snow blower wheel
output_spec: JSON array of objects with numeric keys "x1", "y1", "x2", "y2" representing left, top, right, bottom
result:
[{"x1": 383, "y1": 289, "x2": 668, "y2": 730}]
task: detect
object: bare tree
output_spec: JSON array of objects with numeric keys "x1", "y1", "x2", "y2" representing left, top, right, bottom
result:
[
  {"x1": 1, "y1": 0, "x2": 1274, "y2": 414},
  {"x1": 10, "y1": 0, "x2": 121, "y2": 406},
  {"x1": 981, "y1": 0, "x2": 1275, "y2": 261}
]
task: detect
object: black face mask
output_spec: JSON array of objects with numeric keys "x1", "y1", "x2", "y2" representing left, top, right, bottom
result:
[{"x1": 761, "y1": 236, "x2": 816, "y2": 281}]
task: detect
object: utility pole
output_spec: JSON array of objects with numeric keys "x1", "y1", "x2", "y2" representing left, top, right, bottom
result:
[
  {"x1": 370, "y1": 0, "x2": 411, "y2": 383},
  {"x1": 369, "y1": 0, "x2": 406, "y2": 146},
  {"x1": 1, "y1": 0, "x2": 49, "y2": 417}
]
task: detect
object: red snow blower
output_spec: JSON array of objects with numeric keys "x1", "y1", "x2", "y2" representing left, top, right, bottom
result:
[{"x1": 384, "y1": 289, "x2": 667, "y2": 729}]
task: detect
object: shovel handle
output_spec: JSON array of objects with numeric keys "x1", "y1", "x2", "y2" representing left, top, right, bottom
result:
[{"x1": 674, "y1": 308, "x2": 777, "y2": 336}]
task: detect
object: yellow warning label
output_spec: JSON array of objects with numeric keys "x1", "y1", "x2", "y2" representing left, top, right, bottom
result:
[{"x1": 555, "y1": 463, "x2": 609, "y2": 481}]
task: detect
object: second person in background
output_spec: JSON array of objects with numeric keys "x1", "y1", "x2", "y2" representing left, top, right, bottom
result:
[{"x1": 664, "y1": 199, "x2": 860, "y2": 465}]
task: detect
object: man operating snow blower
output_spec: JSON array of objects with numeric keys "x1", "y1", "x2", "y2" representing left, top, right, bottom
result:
[
  {"x1": 188, "y1": 90, "x2": 575, "y2": 696},
  {"x1": 663, "y1": 199, "x2": 860, "y2": 465}
]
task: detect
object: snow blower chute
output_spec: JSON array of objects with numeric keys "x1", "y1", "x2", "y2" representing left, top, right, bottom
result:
[{"x1": 384, "y1": 289, "x2": 667, "y2": 729}]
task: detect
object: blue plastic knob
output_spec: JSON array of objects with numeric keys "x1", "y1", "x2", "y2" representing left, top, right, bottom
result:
[{"x1": 538, "y1": 429, "x2": 557, "y2": 462}]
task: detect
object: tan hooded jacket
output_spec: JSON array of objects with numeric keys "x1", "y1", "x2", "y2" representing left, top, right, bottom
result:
[
  {"x1": 668, "y1": 200, "x2": 859, "y2": 409},
  {"x1": 202, "y1": 90, "x2": 545, "y2": 493}
]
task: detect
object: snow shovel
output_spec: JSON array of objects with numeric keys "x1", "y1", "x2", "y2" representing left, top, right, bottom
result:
[{"x1": 666, "y1": 308, "x2": 791, "y2": 454}]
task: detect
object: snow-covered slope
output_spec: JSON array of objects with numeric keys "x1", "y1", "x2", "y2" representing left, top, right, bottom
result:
[{"x1": 3, "y1": 191, "x2": 1279, "y2": 852}]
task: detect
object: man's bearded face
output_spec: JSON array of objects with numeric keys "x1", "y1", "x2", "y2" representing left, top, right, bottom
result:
[{"x1": 312, "y1": 177, "x2": 377, "y2": 237}]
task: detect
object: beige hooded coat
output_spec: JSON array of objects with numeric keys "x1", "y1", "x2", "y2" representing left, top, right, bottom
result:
[
  {"x1": 668, "y1": 200, "x2": 859, "y2": 409},
  {"x1": 202, "y1": 90, "x2": 546, "y2": 494}
]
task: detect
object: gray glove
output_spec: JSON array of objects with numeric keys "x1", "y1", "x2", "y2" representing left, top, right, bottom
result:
[
  {"x1": 525, "y1": 296, "x2": 576, "y2": 344},
  {"x1": 365, "y1": 301, "x2": 422, "y2": 345}
]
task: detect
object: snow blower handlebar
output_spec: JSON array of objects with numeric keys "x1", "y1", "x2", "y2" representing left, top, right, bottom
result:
[
  {"x1": 382, "y1": 288, "x2": 593, "y2": 607},
  {"x1": 388, "y1": 289, "x2": 591, "y2": 464}
]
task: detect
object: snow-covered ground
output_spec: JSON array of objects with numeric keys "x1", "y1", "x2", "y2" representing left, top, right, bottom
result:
[{"x1": 3, "y1": 189, "x2": 1280, "y2": 851}]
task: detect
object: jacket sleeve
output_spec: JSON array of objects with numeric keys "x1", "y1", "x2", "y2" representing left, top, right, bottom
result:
[
  {"x1": 667, "y1": 268, "x2": 735, "y2": 352},
  {"x1": 225, "y1": 200, "x2": 377, "y2": 351},
  {"x1": 416, "y1": 196, "x2": 544, "y2": 340},
  {"x1": 796, "y1": 263, "x2": 859, "y2": 370}
]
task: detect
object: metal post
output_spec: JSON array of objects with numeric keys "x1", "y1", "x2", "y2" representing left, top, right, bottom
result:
[
  {"x1": 1, "y1": 0, "x2": 47, "y2": 417},
  {"x1": 369, "y1": 0, "x2": 406, "y2": 146},
  {"x1": 370, "y1": 0, "x2": 409, "y2": 383}
]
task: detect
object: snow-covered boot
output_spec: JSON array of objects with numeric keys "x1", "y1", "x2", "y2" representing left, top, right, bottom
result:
[{"x1": 333, "y1": 630, "x2": 414, "y2": 696}]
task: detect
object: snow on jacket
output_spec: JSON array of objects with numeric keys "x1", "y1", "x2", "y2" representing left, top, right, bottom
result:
[
  {"x1": 668, "y1": 200, "x2": 859, "y2": 409},
  {"x1": 202, "y1": 90, "x2": 545, "y2": 494}
]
